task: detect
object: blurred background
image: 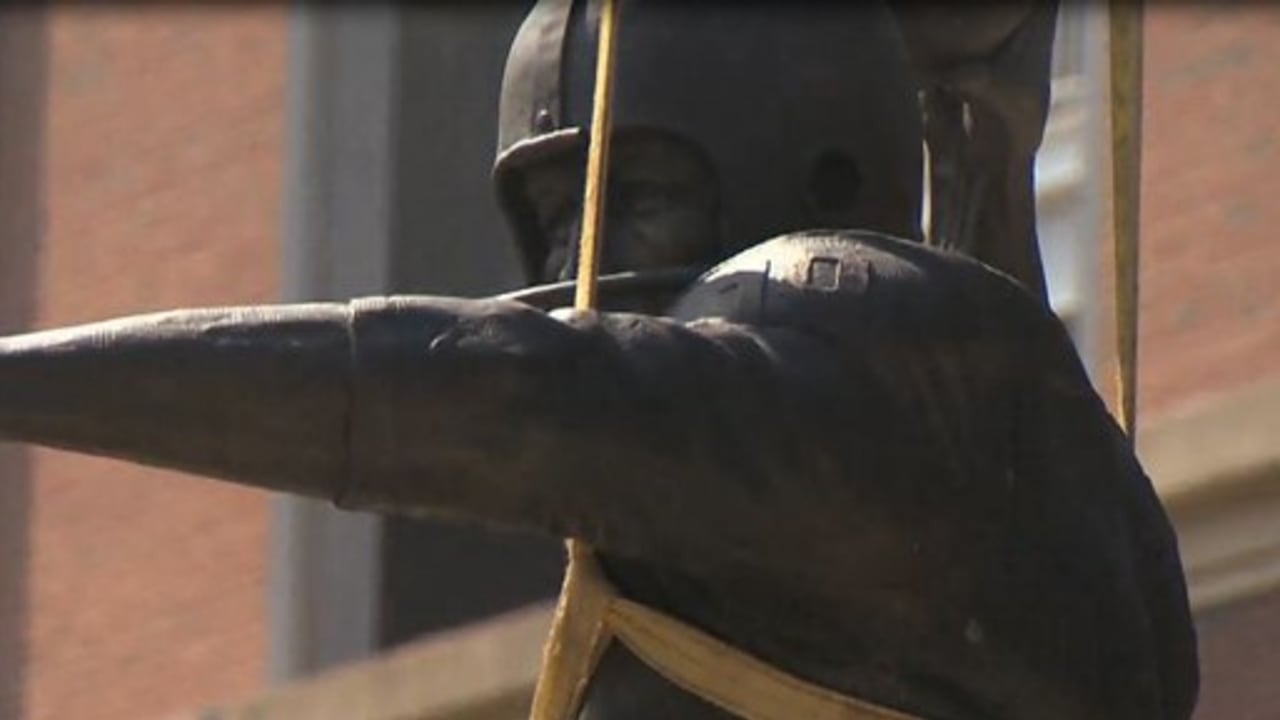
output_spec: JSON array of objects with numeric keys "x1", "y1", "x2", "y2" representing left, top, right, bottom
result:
[{"x1": 0, "y1": 4, "x2": 1276, "y2": 719}]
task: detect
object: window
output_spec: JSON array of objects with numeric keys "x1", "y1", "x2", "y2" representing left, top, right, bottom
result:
[{"x1": 1036, "y1": 4, "x2": 1109, "y2": 376}]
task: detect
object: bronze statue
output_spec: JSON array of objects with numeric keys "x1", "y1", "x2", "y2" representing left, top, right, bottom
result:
[{"x1": 0, "y1": 2, "x2": 1196, "y2": 719}]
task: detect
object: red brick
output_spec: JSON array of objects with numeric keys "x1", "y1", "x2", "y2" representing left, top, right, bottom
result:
[
  {"x1": 1137, "y1": 5, "x2": 1280, "y2": 418},
  {"x1": 3, "y1": 7, "x2": 286, "y2": 720}
]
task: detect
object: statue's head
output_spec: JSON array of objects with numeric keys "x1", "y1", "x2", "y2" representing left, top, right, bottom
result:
[{"x1": 493, "y1": 0, "x2": 925, "y2": 286}]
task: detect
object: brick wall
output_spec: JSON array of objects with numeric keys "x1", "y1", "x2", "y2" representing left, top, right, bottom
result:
[
  {"x1": 1139, "y1": 5, "x2": 1280, "y2": 419},
  {"x1": 0, "y1": 12, "x2": 45, "y2": 720},
  {"x1": 1138, "y1": 7, "x2": 1280, "y2": 718},
  {"x1": 0, "y1": 7, "x2": 286, "y2": 720}
]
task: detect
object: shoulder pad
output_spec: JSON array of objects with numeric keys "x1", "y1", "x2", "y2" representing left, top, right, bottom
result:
[{"x1": 666, "y1": 229, "x2": 1045, "y2": 339}]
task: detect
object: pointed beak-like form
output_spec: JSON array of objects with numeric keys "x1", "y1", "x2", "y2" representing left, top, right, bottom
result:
[{"x1": 0, "y1": 303, "x2": 354, "y2": 499}]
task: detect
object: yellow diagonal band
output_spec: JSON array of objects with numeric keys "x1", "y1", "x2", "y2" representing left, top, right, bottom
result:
[{"x1": 530, "y1": 543, "x2": 922, "y2": 720}]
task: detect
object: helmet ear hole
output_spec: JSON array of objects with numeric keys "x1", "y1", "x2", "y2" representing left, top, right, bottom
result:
[{"x1": 808, "y1": 150, "x2": 863, "y2": 218}]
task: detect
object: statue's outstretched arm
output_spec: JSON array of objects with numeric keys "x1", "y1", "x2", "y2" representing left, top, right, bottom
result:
[
  {"x1": 0, "y1": 280, "x2": 1198, "y2": 716},
  {"x1": 0, "y1": 296, "x2": 899, "y2": 580},
  {"x1": 344, "y1": 299, "x2": 918, "y2": 583}
]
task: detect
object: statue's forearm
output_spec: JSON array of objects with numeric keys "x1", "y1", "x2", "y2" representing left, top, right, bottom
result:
[
  {"x1": 0, "y1": 303, "x2": 354, "y2": 499},
  {"x1": 0, "y1": 296, "x2": 853, "y2": 577}
]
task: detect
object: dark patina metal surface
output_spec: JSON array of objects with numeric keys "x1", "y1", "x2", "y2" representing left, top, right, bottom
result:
[{"x1": 0, "y1": 231, "x2": 1195, "y2": 719}]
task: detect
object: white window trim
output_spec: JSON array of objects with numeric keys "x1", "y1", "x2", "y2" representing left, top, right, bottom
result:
[{"x1": 1037, "y1": 3, "x2": 1110, "y2": 382}]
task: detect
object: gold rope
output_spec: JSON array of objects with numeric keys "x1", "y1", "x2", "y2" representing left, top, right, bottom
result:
[
  {"x1": 572, "y1": 0, "x2": 620, "y2": 310},
  {"x1": 1110, "y1": 0, "x2": 1144, "y2": 436},
  {"x1": 529, "y1": 0, "x2": 623, "y2": 718}
]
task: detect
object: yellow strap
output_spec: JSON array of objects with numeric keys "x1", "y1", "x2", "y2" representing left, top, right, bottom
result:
[
  {"x1": 531, "y1": 545, "x2": 923, "y2": 720},
  {"x1": 1109, "y1": 0, "x2": 1144, "y2": 436},
  {"x1": 529, "y1": 543, "x2": 618, "y2": 719},
  {"x1": 608, "y1": 599, "x2": 921, "y2": 720}
]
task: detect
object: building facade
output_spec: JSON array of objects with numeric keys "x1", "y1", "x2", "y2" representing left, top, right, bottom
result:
[
  {"x1": 0, "y1": 5, "x2": 1278, "y2": 719},
  {"x1": 0, "y1": 7, "x2": 284, "y2": 720}
]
